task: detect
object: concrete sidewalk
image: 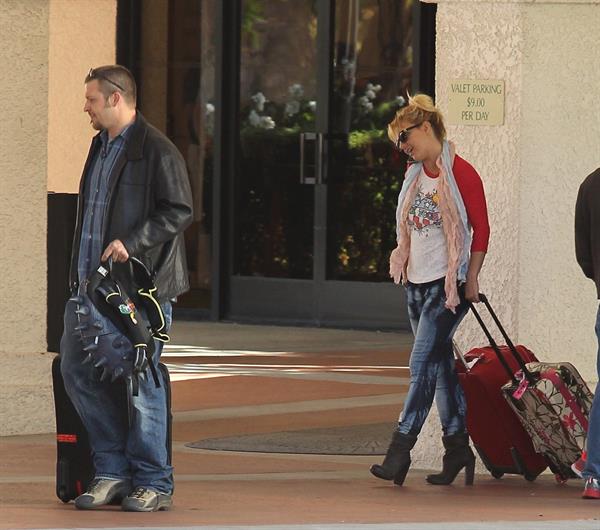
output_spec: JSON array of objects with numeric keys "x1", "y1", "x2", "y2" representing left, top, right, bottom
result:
[{"x1": 1, "y1": 322, "x2": 598, "y2": 530}]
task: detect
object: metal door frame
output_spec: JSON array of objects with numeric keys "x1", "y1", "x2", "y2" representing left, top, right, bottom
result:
[
  {"x1": 116, "y1": 0, "x2": 436, "y2": 329},
  {"x1": 223, "y1": 0, "x2": 435, "y2": 329}
]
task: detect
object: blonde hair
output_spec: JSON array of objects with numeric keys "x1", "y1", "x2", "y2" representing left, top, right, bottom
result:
[{"x1": 387, "y1": 93, "x2": 446, "y2": 144}]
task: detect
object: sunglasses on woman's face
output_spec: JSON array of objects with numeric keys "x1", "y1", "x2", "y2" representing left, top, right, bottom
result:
[{"x1": 395, "y1": 123, "x2": 423, "y2": 149}]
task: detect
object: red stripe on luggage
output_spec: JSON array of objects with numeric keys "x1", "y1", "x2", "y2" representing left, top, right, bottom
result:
[
  {"x1": 542, "y1": 368, "x2": 589, "y2": 431},
  {"x1": 57, "y1": 434, "x2": 78, "y2": 443}
]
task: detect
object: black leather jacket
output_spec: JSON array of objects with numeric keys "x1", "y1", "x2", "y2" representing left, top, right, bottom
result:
[
  {"x1": 575, "y1": 168, "x2": 600, "y2": 298},
  {"x1": 69, "y1": 112, "x2": 193, "y2": 301}
]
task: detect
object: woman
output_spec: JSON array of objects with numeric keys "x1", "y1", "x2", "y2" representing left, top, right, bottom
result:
[{"x1": 370, "y1": 94, "x2": 490, "y2": 486}]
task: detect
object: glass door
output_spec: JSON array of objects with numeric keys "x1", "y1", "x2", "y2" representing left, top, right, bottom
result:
[
  {"x1": 229, "y1": 0, "x2": 319, "y2": 322},
  {"x1": 315, "y1": 0, "x2": 413, "y2": 327},
  {"x1": 127, "y1": 0, "x2": 216, "y2": 314},
  {"x1": 229, "y1": 0, "x2": 428, "y2": 329}
]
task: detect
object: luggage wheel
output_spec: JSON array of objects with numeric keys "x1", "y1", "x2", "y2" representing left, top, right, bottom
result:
[
  {"x1": 554, "y1": 473, "x2": 568, "y2": 484},
  {"x1": 491, "y1": 470, "x2": 504, "y2": 479},
  {"x1": 57, "y1": 486, "x2": 70, "y2": 503}
]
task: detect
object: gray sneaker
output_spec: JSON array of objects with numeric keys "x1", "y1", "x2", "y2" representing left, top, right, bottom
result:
[
  {"x1": 121, "y1": 486, "x2": 173, "y2": 512},
  {"x1": 75, "y1": 478, "x2": 132, "y2": 510}
]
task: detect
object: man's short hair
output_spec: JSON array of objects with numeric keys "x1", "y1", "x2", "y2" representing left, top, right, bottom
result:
[{"x1": 85, "y1": 65, "x2": 137, "y2": 106}]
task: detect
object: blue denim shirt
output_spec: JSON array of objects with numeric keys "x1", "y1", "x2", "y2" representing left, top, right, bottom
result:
[
  {"x1": 77, "y1": 125, "x2": 133, "y2": 283},
  {"x1": 76, "y1": 125, "x2": 132, "y2": 336}
]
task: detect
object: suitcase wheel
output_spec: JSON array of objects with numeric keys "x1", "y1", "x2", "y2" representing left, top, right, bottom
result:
[
  {"x1": 524, "y1": 473, "x2": 537, "y2": 482},
  {"x1": 554, "y1": 473, "x2": 568, "y2": 485},
  {"x1": 57, "y1": 486, "x2": 70, "y2": 503},
  {"x1": 491, "y1": 470, "x2": 504, "y2": 479}
]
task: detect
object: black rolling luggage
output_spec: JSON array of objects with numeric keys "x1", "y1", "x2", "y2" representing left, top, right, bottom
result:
[
  {"x1": 52, "y1": 356, "x2": 173, "y2": 503},
  {"x1": 52, "y1": 355, "x2": 94, "y2": 502}
]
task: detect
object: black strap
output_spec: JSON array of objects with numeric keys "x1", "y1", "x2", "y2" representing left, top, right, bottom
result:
[
  {"x1": 148, "y1": 360, "x2": 161, "y2": 388},
  {"x1": 470, "y1": 293, "x2": 535, "y2": 385}
]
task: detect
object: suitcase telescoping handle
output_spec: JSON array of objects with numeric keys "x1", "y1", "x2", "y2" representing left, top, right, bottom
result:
[{"x1": 469, "y1": 294, "x2": 535, "y2": 385}]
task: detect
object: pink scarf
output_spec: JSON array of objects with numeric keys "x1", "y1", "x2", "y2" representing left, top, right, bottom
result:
[{"x1": 390, "y1": 143, "x2": 465, "y2": 312}]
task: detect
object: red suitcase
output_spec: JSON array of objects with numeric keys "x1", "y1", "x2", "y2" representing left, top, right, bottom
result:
[{"x1": 455, "y1": 297, "x2": 547, "y2": 481}]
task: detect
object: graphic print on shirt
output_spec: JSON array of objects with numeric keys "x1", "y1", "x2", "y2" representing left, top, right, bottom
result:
[{"x1": 407, "y1": 184, "x2": 443, "y2": 236}]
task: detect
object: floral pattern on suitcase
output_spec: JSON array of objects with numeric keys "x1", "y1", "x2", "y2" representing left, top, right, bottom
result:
[{"x1": 501, "y1": 362, "x2": 594, "y2": 481}]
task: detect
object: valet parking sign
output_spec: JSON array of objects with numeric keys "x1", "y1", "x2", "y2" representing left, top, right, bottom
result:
[{"x1": 447, "y1": 79, "x2": 505, "y2": 126}]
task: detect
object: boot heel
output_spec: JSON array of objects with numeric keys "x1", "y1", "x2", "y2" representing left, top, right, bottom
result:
[
  {"x1": 393, "y1": 460, "x2": 410, "y2": 486},
  {"x1": 465, "y1": 460, "x2": 475, "y2": 486}
]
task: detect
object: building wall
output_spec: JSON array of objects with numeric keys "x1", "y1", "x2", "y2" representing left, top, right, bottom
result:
[
  {"x1": 413, "y1": 0, "x2": 600, "y2": 470},
  {"x1": 47, "y1": 0, "x2": 117, "y2": 193},
  {"x1": 436, "y1": 1, "x2": 524, "y2": 357},
  {"x1": 0, "y1": 0, "x2": 53, "y2": 435},
  {"x1": 434, "y1": 0, "x2": 600, "y2": 382},
  {"x1": 518, "y1": 3, "x2": 600, "y2": 382},
  {"x1": 1, "y1": 0, "x2": 116, "y2": 436},
  {"x1": 138, "y1": 0, "x2": 169, "y2": 132}
]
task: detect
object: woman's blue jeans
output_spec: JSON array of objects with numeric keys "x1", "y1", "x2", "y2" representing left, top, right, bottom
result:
[
  {"x1": 60, "y1": 295, "x2": 173, "y2": 494},
  {"x1": 398, "y1": 278, "x2": 469, "y2": 436},
  {"x1": 583, "y1": 304, "x2": 600, "y2": 480}
]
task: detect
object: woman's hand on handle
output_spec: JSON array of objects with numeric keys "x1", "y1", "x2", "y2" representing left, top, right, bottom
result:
[
  {"x1": 465, "y1": 276, "x2": 480, "y2": 303},
  {"x1": 465, "y1": 251, "x2": 486, "y2": 303}
]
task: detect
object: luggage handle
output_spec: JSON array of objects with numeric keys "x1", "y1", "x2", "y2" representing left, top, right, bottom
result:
[
  {"x1": 452, "y1": 340, "x2": 469, "y2": 371},
  {"x1": 452, "y1": 340, "x2": 485, "y2": 372},
  {"x1": 469, "y1": 294, "x2": 535, "y2": 385}
]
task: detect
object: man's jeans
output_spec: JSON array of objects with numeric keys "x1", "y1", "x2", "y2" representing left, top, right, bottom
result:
[
  {"x1": 60, "y1": 295, "x2": 173, "y2": 494},
  {"x1": 398, "y1": 278, "x2": 469, "y2": 436},
  {"x1": 583, "y1": 304, "x2": 600, "y2": 480}
]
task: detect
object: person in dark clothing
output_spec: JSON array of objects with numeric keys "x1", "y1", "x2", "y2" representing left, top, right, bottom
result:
[
  {"x1": 60, "y1": 65, "x2": 193, "y2": 512},
  {"x1": 575, "y1": 167, "x2": 600, "y2": 500}
]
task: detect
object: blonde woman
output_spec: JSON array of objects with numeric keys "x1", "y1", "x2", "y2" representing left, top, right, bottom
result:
[{"x1": 370, "y1": 94, "x2": 490, "y2": 486}]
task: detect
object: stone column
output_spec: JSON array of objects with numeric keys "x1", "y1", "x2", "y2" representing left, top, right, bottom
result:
[
  {"x1": 1, "y1": 0, "x2": 116, "y2": 436},
  {"x1": 412, "y1": 0, "x2": 600, "y2": 471},
  {"x1": 0, "y1": 0, "x2": 52, "y2": 436}
]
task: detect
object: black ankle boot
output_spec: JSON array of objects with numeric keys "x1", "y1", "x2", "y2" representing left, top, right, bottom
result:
[
  {"x1": 426, "y1": 432, "x2": 475, "y2": 486},
  {"x1": 370, "y1": 431, "x2": 418, "y2": 486}
]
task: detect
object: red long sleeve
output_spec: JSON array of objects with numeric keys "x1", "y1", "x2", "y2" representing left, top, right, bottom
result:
[{"x1": 453, "y1": 155, "x2": 490, "y2": 252}]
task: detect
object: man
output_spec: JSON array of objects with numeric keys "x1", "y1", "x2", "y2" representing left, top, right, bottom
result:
[
  {"x1": 575, "y1": 167, "x2": 600, "y2": 500},
  {"x1": 60, "y1": 65, "x2": 192, "y2": 512}
]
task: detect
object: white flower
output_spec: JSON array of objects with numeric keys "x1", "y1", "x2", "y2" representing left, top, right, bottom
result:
[
  {"x1": 285, "y1": 101, "x2": 300, "y2": 116},
  {"x1": 396, "y1": 96, "x2": 406, "y2": 107},
  {"x1": 248, "y1": 109, "x2": 261, "y2": 127},
  {"x1": 366, "y1": 83, "x2": 382, "y2": 93},
  {"x1": 205, "y1": 103, "x2": 215, "y2": 115},
  {"x1": 358, "y1": 96, "x2": 373, "y2": 112},
  {"x1": 251, "y1": 92, "x2": 267, "y2": 112},
  {"x1": 260, "y1": 116, "x2": 276, "y2": 129},
  {"x1": 307, "y1": 100, "x2": 317, "y2": 112},
  {"x1": 288, "y1": 83, "x2": 304, "y2": 98},
  {"x1": 365, "y1": 89, "x2": 376, "y2": 100}
]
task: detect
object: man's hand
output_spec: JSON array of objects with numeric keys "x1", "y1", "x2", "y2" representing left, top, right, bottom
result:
[{"x1": 101, "y1": 239, "x2": 129, "y2": 263}]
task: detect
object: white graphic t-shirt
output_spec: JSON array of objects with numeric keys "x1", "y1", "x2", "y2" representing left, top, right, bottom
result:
[{"x1": 407, "y1": 170, "x2": 448, "y2": 283}]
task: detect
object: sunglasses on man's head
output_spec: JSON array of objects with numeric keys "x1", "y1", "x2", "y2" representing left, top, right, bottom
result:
[
  {"x1": 87, "y1": 68, "x2": 126, "y2": 92},
  {"x1": 395, "y1": 122, "x2": 423, "y2": 149}
]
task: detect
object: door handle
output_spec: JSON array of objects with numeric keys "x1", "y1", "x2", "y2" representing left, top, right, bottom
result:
[
  {"x1": 300, "y1": 132, "x2": 326, "y2": 185},
  {"x1": 300, "y1": 132, "x2": 315, "y2": 185}
]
